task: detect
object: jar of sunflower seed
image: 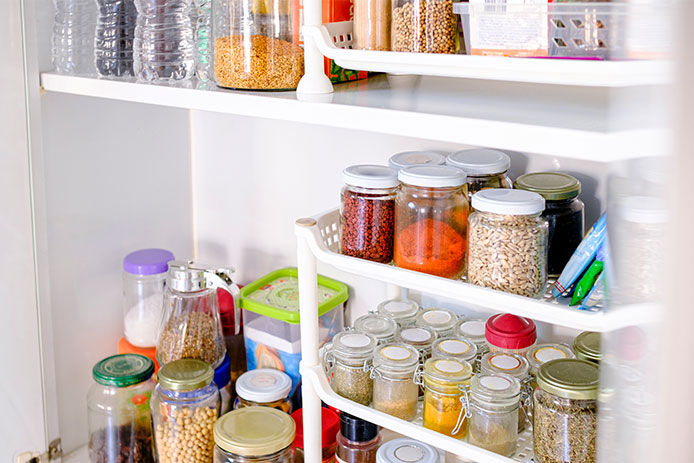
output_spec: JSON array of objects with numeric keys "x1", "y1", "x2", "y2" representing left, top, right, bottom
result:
[{"x1": 391, "y1": 0, "x2": 458, "y2": 53}]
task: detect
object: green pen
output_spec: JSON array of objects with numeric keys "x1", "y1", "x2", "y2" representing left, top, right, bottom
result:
[{"x1": 571, "y1": 260, "x2": 604, "y2": 306}]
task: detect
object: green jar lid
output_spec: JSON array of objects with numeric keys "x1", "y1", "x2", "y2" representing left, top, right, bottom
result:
[
  {"x1": 214, "y1": 407, "x2": 295, "y2": 456},
  {"x1": 158, "y1": 359, "x2": 214, "y2": 391},
  {"x1": 92, "y1": 354, "x2": 154, "y2": 388},
  {"x1": 537, "y1": 359, "x2": 599, "y2": 400},
  {"x1": 573, "y1": 331, "x2": 602, "y2": 363},
  {"x1": 515, "y1": 172, "x2": 581, "y2": 201}
]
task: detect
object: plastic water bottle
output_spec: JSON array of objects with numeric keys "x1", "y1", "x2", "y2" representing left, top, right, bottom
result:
[
  {"x1": 52, "y1": 0, "x2": 97, "y2": 74},
  {"x1": 191, "y1": 0, "x2": 211, "y2": 82},
  {"x1": 134, "y1": 0, "x2": 195, "y2": 82},
  {"x1": 95, "y1": 0, "x2": 137, "y2": 76}
]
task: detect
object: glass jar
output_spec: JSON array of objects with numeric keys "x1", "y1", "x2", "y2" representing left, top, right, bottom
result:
[
  {"x1": 468, "y1": 374, "x2": 520, "y2": 457},
  {"x1": 415, "y1": 308, "x2": 458, "y2": 338},
  {"x1": 454, "y1": 318, "x2": 487, "y2": 371},
  {"x1": 526, "y1": 343, "x2": 575, "y2": 380},
  {"x1": 353, "y1": 0, "x2": 390, "y2": 50},
  {"x1": 233, "y1": 368, "x2": 293, "y2": 413},
  {"x1": 573, "y1": 331, "x2": 601, "y2": 364},
  {"x1": 431, "y1": 337, "x2": 477, "y2": 364},
  {"x1": 446, "y1": 149, "x2": 513, "y2": 202},
  {"x1": 88, "y1": 354, "x2": 156, "y2": 463},
  {"x1": 391, "y1": 0, "x2": 458, "y2": 53},
  {"x1": 214, "y1": 407, "x2": 295, "y2": 463},
  {"x1": 325, "y1": 331, "x2": 378, "y2": 405},
  {"x1": 122, "y1": 248, "x2": 174, "y2": 348},
  {"x1": 152, "y1": 359, "x2": 220, "y2": 463},
  {"x1": 292, "y1": 407, "x2": 340, "y2": 463},
  {"x1": 395, "y1": 326, "x2": 436, "y2": 360},
  {"x1": 215, "y1": 354, "x2": 233, "y2": 414},
  {"x1": 336, "y1": 413, "x2": 381, "y2": 463},
  {"x1": 371, "y1": 343, "x2": 420, "y2": 420},
  {"x1": 533, "y1": 359, "x2": 599, "y2": 463},
  {"x1": 420, "y1": 358, "x2": 473, "y2": 438},
  {"x1": 340, "y1": 165, "x2": 399, "y2": 264},
  {"x1": 376, "y1": 438, "x2": 438, "y2": 463},
  {"x1": 515, "y1": 172, "x2": 585, "y2": 276},
  {"x1": 480, "y1": 352, "x2": 531, "y2": 432},
  {"x1": 388, "y1": 151, "x2": 446, "y2": 170},
  {"x1": 484, "y1": 313, "x2": 537, "y2": 357},
  {"x1": 354, "y1": 314, "x2": 398, "y2": 344},
  {"x1": 212, "y1": 0, "x2": 303, "y2": 89},
  {"x1": 394, "y1": 166, "x2": 469, "y2": 278},
  {"x1": 377, "y1": 298, "x2": 420, "y2": 327},
  {"x1": 467, "y1": 189, "x2": 548, "y2": 298}
]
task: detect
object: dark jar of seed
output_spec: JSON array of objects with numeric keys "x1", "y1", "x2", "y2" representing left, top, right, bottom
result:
[{"x1": 340, "y1": 165, "x2": 399, "y2": 264}]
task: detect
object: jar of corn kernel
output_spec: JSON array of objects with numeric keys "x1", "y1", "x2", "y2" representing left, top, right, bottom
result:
[{"x1": 152, "y1": 359, "x2": 220, "y2": 463}]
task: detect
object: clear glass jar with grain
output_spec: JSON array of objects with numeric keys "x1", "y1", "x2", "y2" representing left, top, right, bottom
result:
[
  {"x1": 371, "y1": 343, "x2": 420, "y2": 420},
  {"x1": 325, "y1": 331, "x2": 378, "y2": 405}
]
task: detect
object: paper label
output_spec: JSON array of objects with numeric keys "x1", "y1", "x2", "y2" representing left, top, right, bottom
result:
[
  {"x1": 383, "y1": 346, "x2": 412, "y2": 361},
  {"x1": 459, "y1": 320, "x2": 485, "y2": 337},
  {"x1": 534, "y1": 346, "x2": 567, "y2": 363},
  {"x1": 440, "y1": 340, "x2": 471, "y2": 355},
  {"x1": 423, "y1": 310, "x2": 452, "y2": 325},
  {"x1": 480, "y1": 375, "x2": 512, "y2": 391},
  {"x1": 402, "y1": 328, "x2": 431, "y2": 343},
  {"x1": 395, "y1": 445, "x2": 425, "y2": 463},
  {"x1": 435, "y1": 359, "x2": 464, "y2": 373},
  {"x1": 489, "y1": 354, "x2": 521, "y2": 371},
  {"x1": 342, "y1": 333, "x2": 371, "y2": 348}
]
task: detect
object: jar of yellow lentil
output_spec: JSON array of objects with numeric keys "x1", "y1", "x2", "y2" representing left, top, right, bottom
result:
[{"x1": 419, "y1": 358, "x2": 473, "y2": 438}]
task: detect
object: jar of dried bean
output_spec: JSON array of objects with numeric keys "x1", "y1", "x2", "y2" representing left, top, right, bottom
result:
[
  {"x1": 431, "y1": 337, "x2": 477, "y2": 364},
  {"x1": 415, "y1": 308, "x2": 458, "y2": 338},
  {"x1": 395, "y1": 326, "x2": 436, "y2": 360},
  {"x1": 152, "y1": 359, "x2": 220, "y2": 463},
  {"x1": 354, "y1": 313, "x2": 398, "y2": 344},
  {"x1": 446, "y1": 149, "x2": 513, "y2": 202},
  {"x1": 377, "y1": 298, "x2": 420, "y2": 327},
  {"x1": 233, "y1": 368, "x2": 293, "y2": 413},
  {"x1": 371, "y1": 343, "x2": 420, "y2": 420},
  {"x1": 468, "y1": 373, "x2": 520, "y2": 457},
  {"x1": 467, "y1": 189, "x2": 548, "y2": 298},
  {"x1": 325, "y1": 331, "x2": 378, "y2": 405},
  {"x1": 391, "y1": 0, "x2": 458, "y2": 53},
  {"x1": 420, "y1": 358, "x2": 472, "y2": 438},
  {"x1": 485, "y1": 313, "x2": 537, "y2": 357},
  {"x1": 480, "y1": 352, "x2": 531, "y2": 432},
  {"x1": 341, "y1": 165, "x2": 399, "y2": 264},
  {"x1": 533, "y1": 359, "x2": 598, "y2": 463},
  {"x1": 395, "y1": 166, "x2": 469, "y2": 278},
  {"x1": 455, "y1": 318, "x2": 487, "y2": 372}
]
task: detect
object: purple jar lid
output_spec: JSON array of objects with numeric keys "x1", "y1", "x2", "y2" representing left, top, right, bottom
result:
[{"x1": 123, "y1": 249, "x2": 175, "y2": 275}]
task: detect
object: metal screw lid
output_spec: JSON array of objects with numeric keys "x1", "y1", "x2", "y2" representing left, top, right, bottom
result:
[
  {"x1": 573, "y1": 331, "x2": 602, "y2": 363},
  {"x1": 537, "y1": 359, "x2": 599, "y2": 401},
  {"x1": 514, "y1": 172, "x2": 581, "y2": 201},
  {"x1": 167, "y1": 260, "x2": 206, "y2": 292},
  {"x1": 92, "y1": 354, "x2": 154, "y2": 388},
  {"x1": 214, "y1": 407, "x2": 295, "y2": 456},
  {"x1": 158, "y1": 359, "x2": 214, "y2": 391}
]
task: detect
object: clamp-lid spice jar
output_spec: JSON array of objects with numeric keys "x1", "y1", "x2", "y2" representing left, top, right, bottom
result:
[
  {"x1": 371, "y1": 343, "x2": 420, "y2": 420},
  {"x1": 515, "y1": 172, "x2": 585, "y2": 276},
  {"x1": 446, "y1": 149, "x2": 513, "y2": 201},
  {"x1": 415, "y1": 308, "x2": 458, "y2": 338},
  {"x1": 377, "y1": 298, "x2": 420, "y2": 327},
  {"x1": 526, "y1": 343, "x2": 575, "y2": 378},
  {"x1": 395, "y1": 326, "x2": 436, "y2": 360},
  {"x1": 341, "y1": 165, "x2": 399, "y2": 264},
  {"x1": 394, "y1": 166, "x2": 469, "y2": 279},
  {"x1": 421, "y1": 358, "x2": 473, "y2": 438},
  {"x1": 573, "y1": 331, "x2": 602, "y2": 364},
  {"x1": 431, "y1": 337, "x2": 477, "y2": 364},
  {"x1": 455, "y1": 318, "x2": 488, "y2": 370},
  {"x1": 467, "y1": 189, "x2": 549, "y2": 298},
  {"x1": 234, "y1": 368, "x2": 293, "y2": 413},
  {"x1": 480, "y1": 352, "x2": 531, "y2": 432},
  {"x1": 389, "y1": 151, "x2": 447, "y2": 170},
  {"x1": 376, "y1": 438, "x2": 438, "y2": 463},
  {"x1": 325, "y1": 331, "x2": 378, "y2": 405},
  {"x1": 354, "y1": 313, "x2": 398, "y2": 344},
  {"x1": 485, "y1": 313, "x2": 537, "y2": 356},
  {"x1": 214, "y1": 407, "x2": 296, "y2": 463}
]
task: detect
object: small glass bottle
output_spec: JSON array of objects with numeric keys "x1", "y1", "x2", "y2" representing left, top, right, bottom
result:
[
  {"x1": 215, "y1": 354, "x2": 233, "y2": 415},
  {"x1": 468, "y1": 373, "x2": 520, "y2": 457},
  {"x1": 376, "y1": 438, "x2": 438, "y2": 463},
  {"x1": 455, "y1": 318, "x2": 487, "y2": 371},
  {"x1": 421, "y1": 358, "x2": 473, "y2": 438},
  {"x1": 485, "y1": 313, "x2": 537, "y2": 357},
  {"x1": 480, "y1": 352, "x2": 531, "y2": 432},
  {"x1": 341, "y1": 165, "x2": 399, "y2": 263},
  {"x1": 354, "y1": 313, "x2": 398, "y2": 344},
  {"x1": 415, "y1": 308, "x2": 458, "y2": 338},
  {"x1": 388, "y1": 151, "x2": 446, "y2": 170},
  {"x1": 326, "y1": 331, "x2": 378, "y2": 405},
  {"x1": 394, "y1": 166, "x2": 469, "y2": 278},
  {"x1": 371, "y1": 343, "x2": 420, "y2": 420},
  {"x1": 467, "y1": 189, "x2": 549, "y2": 298},
  {"x1": 233, "y1": 368, "x2": 293, "y2": 413},
  {"x1": 446, "y1": 149, "x2": 513, "y2": 202},
  {"x1": 292, "y1": 407, "x2": 341, "y2": 463},
  {"x1": 573, "y1": 331, "x2": 602, "y2": 364},
  {"x1": 395, "y1": 326, "x2": 436, "y2": 360},
  {"x1": 336, "y1": 413, "x2": 381, "y2": 463},
  {"x1": 377, "y1": 298, "x2": 420, "y2": 327},
  {"x1": 431, "y1": 337, "x2": 477, "y2": 364}
]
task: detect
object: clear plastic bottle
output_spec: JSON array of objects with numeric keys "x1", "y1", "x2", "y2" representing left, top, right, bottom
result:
[
  {"x1": 134, "y1": 0, "x2": 195, "y2": 82},
  {"x1": 52, "y1": 0, "x2": 97, "y2": 75},
  {"x1": 95, "y1": 0, "x2": 137, "y2": 76},
  {"x1": 191, "y1": 0, "x2": 212, "y2": 81}
]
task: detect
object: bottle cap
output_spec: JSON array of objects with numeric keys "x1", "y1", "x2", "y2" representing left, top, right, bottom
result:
[
  {"x1": 446, "y1": 149, "x2": 511, "y2": 176},
  {"x1": 123, "y1": 248, "x2": 174, "y2": 275},
  {"x1": 214, "y1": 354, "x2": 231, "y2": 388},
  {"x1": 376, "y1": 438, "x2": 439, "y2": 463},
  {"x1": 354, "y1": 314, "x2": 398, "y2": 342},
  {"x1": 398, "y1": 166, "x2": 467, "y2": 188},
  {"x1": 292, "y1": 407, "x2": 340, "y2": 450},
  {"x1": 215, "y1": 407, "x2": 295, "y2": 456},
  {"x1": 514, "y1": 172, "x2": 581, "y2": 201},
  {"x1": 537, "y1": 359, "x2": 599, "y2": 400},
  {"x1": 343, "y1": 165, "x2": 399, "y2": 189},
  {"x1": 158, "y1": 359, "x2": 214, "y2": 391},
  {"x1": 340, "y1": 412, "x2": 378, "y2": 442},
  {"x1": 472, "y1": 189, "x2": 545, "y2": 215},
  {"x1": 573, "y1": 331, "x2": 602, "y2": 363},
  {"x1": 389, "y1": 151, "x2": 447, "y2": 170},
  {"x1": 235, "y1": 368, "x2": 292, "y2": 403},
  {"x1": 485, "y1": 313, "x2": 537, "y2": 349},
  {"x1": 92, "y1": 354, "x2": 154, "y2": 388}
]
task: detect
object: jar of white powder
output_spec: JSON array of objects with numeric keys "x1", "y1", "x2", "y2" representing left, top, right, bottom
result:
[{"x1": 123, "y1": 248, "x2": 174, "y2": 347}]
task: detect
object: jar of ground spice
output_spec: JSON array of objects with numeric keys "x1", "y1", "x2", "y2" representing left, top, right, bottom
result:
[
  {"x1": 377, "y1": 298, "x2": 420, "y2": 327},
  {"x1": 371, "y1": 343, "x2": 420, "y2": 420},
  {"x1": 394, "y1": 166, "x2": 469, "y2": 278},
  {"x1": 480, "y1": 352, "x2": 531, "y2": 432},
  {"x1": 431, "y1": 337, "x2": 477, "y2": 364},
  {"x1": 395, "y1": 326, "x2": 436, "y2": 360},
  {"x1": 354, "y1": 313, "x2": 398, "y2": 344},
  {"x1": 325, "y1": 331, "x2": 378, "y2": 405},
  {"x1": 420, "y1": 358, "x2": 473, "y2": 438},
  {"x1": 341, "y1": 165, "x2": 399, "y2": 264},
  {"x1": 468, "y1": 373, "x2": 520, "y2": 457},
  {"x1": 415, "y1": 308, "x2": 459, "y2": 338},
  {"x1": 391, "y1": 0, "x2": 458, "y2": 53},
  {"x1": 446, "y1": 149, "x2": 513, "y2": 202}
]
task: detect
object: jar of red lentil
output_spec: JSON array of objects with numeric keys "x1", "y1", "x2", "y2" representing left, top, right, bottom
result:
[{"x1": 340, "y1": 165, "x2": 399, "y2": 264}]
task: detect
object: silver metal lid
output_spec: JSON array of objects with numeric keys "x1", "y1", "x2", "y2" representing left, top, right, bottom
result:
[{"x1": 166, "y1": 260, "x2": 237, "y2": 293}]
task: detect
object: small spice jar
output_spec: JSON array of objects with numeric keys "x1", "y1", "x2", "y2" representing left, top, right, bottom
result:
[
  {"x1": 376, "y1": 438, "x2": 438, "y2": 463},
  {"x1": 391, "y1": 0, "x2": 458, "y2": 53},
  {"x1": 336, "y1": 413, "x2": 381, "y2": 463},
  {"x1": 88, "y1": 354, "x2": 156, "y2": 463},
  {"x1": 573, "y1": 331, "x2": 602, "y2": 364},
  {"x1": 152, "y1": 359, "x2": 220, "y2": 463},
  {"x1": 533, "y1": 359, "x2": 599, "y2": 463},
  {"x1": 371, "y1": 343, "x2": 420, "y2": 420},
  {"x1": 215, "y1": 354, "x2": 233, "y2": 414},
  {"x1": 420, "y1": 358, "x2": 473, "y2": 438},
  {"x1": 485, "y1": 313, "x2": 537, "y2": 356},
  {"x1": 431, "y1": 337, "x2": 477, "y2": 364},
  {"x1": 468, "y1": 373, "x2": 521, "y2": 457},
  {"x1": 394, "y1": 166, "x2": 469, "y2": 279},
  {"x1": 515, "y1": 172, "x2": 585, "y2": 276},
  {"x1": 467, "y1": 189, "x2": 549, "y2": 298},
  {"x1": 213, "y1": 407, "x2": 295, "y2": 463},
  {"x1": 325, "y1": 331, "x2": 378, "y2": 405},
  {"x1": 455, "y1": 318, "x2": 488, "y2": 371},
  {"x1": 526, "y1": 344, "x2": 575, "y2": 380},
  {"x1": 415, "y1": 308, "x2": 459, "y2": 338},
  {"x1": 234, "y1": 368, "x2": 293, "y2": 413},
  {"x1": 354, "y1": 314, "x2": 398, "y2": 344},
  {"x1": 446, "y1": 149, "x2": 513, "y2": 202},
  {"x1": 395, "y1": 326, "x2": 436, "y2": 360},
  {"x1": 341, "y1": 165, "x2": 399, "y2": 264},
  {"x1": 291, "y1": 407, "x2": 340, "y2": 463},
  {"x1": 480, "y1": 352, "x2": 531, "y2": 432},
  {"x1": 388, "y1": 151, "x2": 447, "y2": 170},
  {"x1": 377, "y1": 298, "x2": 420, "y2": 327}
]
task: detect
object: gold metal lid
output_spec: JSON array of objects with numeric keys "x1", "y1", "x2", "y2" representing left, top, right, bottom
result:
[
  {"x1": 214, "y1": 407, "x2": 295, "y2": 456},
  {"x1": 573, "y1": 331, "x2": 602, "y2": 363},
  {"x1": 537, "y1": 359, "x2": 599, "y2": 400},
  {"x1": 158, "y1": 359, "x2": 214, "y2": 391}
]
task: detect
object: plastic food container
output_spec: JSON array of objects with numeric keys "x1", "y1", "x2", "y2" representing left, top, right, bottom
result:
[
  {"x1": 354, "y1": 313, "x2": 398, "y2": 344},
  {"x1": 388, "y1": 151, "x2": 447, "y2": 170},
  {"x1": 468, "y1": 189, "x2": 549, "y2": 298},
  {"x1": 215, "y1": 354, "x2": 233, "y2": 414},
  {"x1": 395, "y1": 326, "x2": 436, "y2": 359},
  {"x1": 394, "y1": 166, "x2": 469, "y2": 278},
  {"x1": 480, "y1": 352, "x2": 531, "y2": 432},
  {"x1": 291, "y1": 407, "x2": 340, "y2": 463},
  {"x1": 391, "y1": 0, "x2": 458, "y2": 53},
  {"x1": 234, "y1": 368, "x2": 293, "y2": 413},
  {"x1": 446, "y1": 149, "x2": 513, "y2": 202},
  {"x1": 377, "y1": 298, "x2": 420, "y2": 326},
  {"x1": 526, "y1": 343, "x2": 575, "y2": 378},
  {"x1": 341, "y1": 165, "x2": 399, "y2": 264},
  {"x1": 240, "y1": 268, "x2": 347, "y2": 393},
  {"x1": 415, "y1": 308, "x2": 458, "y2": 338},
  {"x1": 431, "y1": 336, "x2": 477, "y2": 364},
  {"x1": 371, "y1": 343, "x2": 420, "y2": 420},
  {"x1": 376, "y1": 438, "x2": 438, "y2": 463},
  {"x1": 152, "y1": 359, "x2": 220, "y2": 463},
  {"x1": 573, "y1": 331, "x2": 602, "y2": 364},
  {"x1": 515, "y1": 172, "x2": 585, "y2": 276},
  {"x1": 468, "y1": 373, "x2": 520, "y2": 457},
  {"x1": 325, "y1": 331, "x2": 378, "y2": 405},
  {"x1": 122, "y1": 248, "x2": 174, "y2": 348},
  {"x1": 88, "y1": 354, "x2": 155, "y2": 463},
  {"x1": 211, "y1": 0, "x2": 303, "y2": 89},
  {"x1": 214, "y1": 407, "x2": 295, "y2": 463},
  {"x1": 420, "y1": 358, "x2": 473, "y2": 438},
  {"x1": 533, "y1": 359, "x2": 598, "y2": 463},
  {"x1": 485, "y1": 313, "x2": 537, "y2": 356}
]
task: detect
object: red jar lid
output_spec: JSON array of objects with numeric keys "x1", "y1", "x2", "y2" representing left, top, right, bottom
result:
[
  {"x1": 485, "y1": 314, "x2": 537, "y2": 349},
  {"x1": 292, "y1": 407, "x2": 340, "y2": 450}
]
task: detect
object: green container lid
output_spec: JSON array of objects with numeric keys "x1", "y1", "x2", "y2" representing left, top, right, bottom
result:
[
  {"x1": 515, "y1": 172, "x2": 581, "y2": 201},
  {"x1": 240, "y1": 267, "x2": 348, "y2": 324},
  {"x1": 537, "y1": 359, "x2": 599, "y2": 400},
  {"x1": 92, "y1": 354, "x2": 154, "y2": 388},
  {"x1": 573, "y1": 331, "x2": 602, "y2": 363},
  {"x1": 158, "y1": 359, "x2": 214, "y2": 391}
]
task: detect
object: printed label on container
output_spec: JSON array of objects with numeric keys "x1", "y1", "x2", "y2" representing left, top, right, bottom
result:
[
  {"x1": 480, "y1": 375, "x2": 512, "y2": 391},
  {"x1": 435, "y1": 359, "x2": 464, "y2": 373},
  {"x1": 440, "y1": 340, "x2": 471, "y2": 355},
  {"x1": 459, "y1": 320, "x2": 485, "y2": 337},
  {"x1": 489, "y1": 354, "x2": 522, "y2": 371},
  {"x1": 394, "y1": 445, "x2": 425, "y2": 462},
  {"x1": 382, "y1": 346, "x2": 412, "y2": 361},
  {"x1": 534, "y1": 346, "x2": 567, "y2": 363},
  {"x1": 423, "y1": 310, "x2": 452, "y2": 325},
  {"x1": 401, "y1": 328, "x2": 431, "y2": 343},
  {"x1": 386, "y1": 301, "x2": 414, "y2": 314},
  {"x1": 341, "y1": 333, "x2": 372, "y2": 348}
]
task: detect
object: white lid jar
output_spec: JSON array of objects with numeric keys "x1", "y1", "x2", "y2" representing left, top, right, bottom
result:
[
  {"x1": 415, "y1": 308, "x2": 459, "y2": 338},
  {"x1": 376, "y1": 438, "x2": 439, "y2": 463},
  {"x1": 354, "y1": 313, "x2": 398, "y2": 344},
  {"x1": 480, "y1": 352, "x2": 532, "y2": 432},
  {"x1": 395, "y1": 326, "x2": 437, "y2": 359},
  {"x1": 377, "y1": 298, "x2": 421, "y2": 327},
  {"x1": 234, "y1": 368, "x2": 293, "y2": 413},
  {"x1": 446, "y1": 149, "x2": 513, "y2": 201}
]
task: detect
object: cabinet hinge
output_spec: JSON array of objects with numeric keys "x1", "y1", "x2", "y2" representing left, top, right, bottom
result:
[{"x1": 16, "y1": 439, "x2": 62, "y2": 463}]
